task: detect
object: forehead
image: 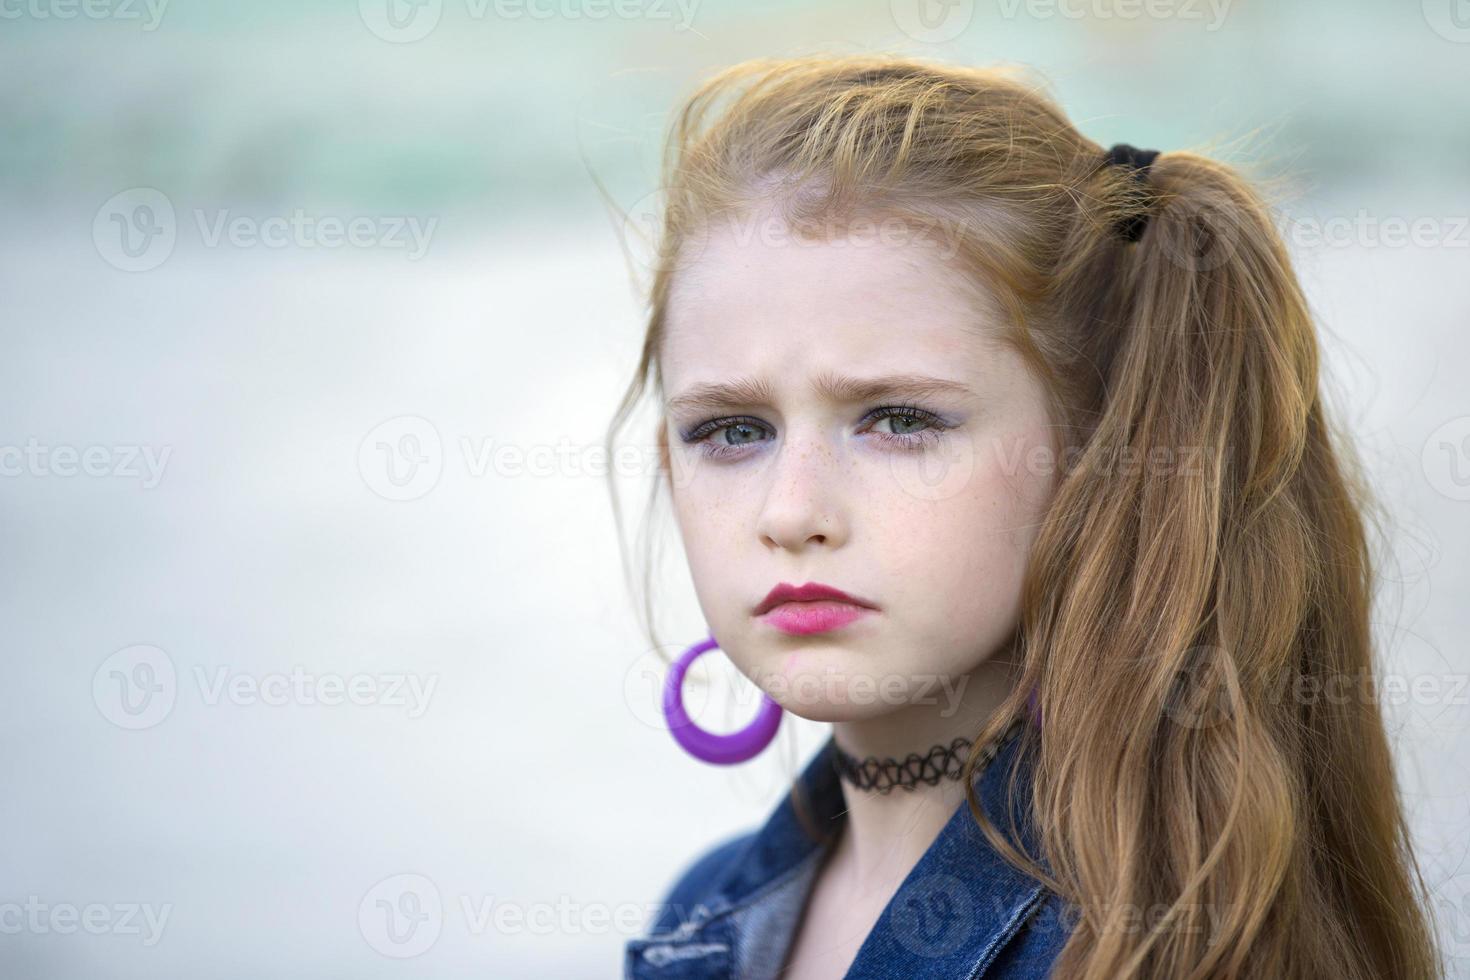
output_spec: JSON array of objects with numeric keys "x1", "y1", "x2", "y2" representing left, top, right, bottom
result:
[{"x1": 662, "y1": 212, "x2": 1001, "y2": 382}]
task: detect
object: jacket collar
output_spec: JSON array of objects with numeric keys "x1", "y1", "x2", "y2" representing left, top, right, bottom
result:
[
  {"x1": 628, "y1": 721, "x2": 1054, "y2": 979},
  {"x1": 728, "y1": 719, "x2": 1041, "y2": 904}
]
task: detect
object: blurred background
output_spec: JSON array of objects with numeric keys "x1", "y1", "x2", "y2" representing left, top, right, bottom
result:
[{"x1": 2, "y1": 0, "x2": 1467, "y2": 976}]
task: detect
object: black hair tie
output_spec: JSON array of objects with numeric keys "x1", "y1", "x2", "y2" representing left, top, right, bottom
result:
[{"x1": 1103, "y1": 142, "x2": 1161, "y2": 243}]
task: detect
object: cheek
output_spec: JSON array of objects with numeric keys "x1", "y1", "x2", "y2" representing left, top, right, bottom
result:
[
  {"x1": 671, "y1": 489, "x2": 727, "y2": 577},
  {"x1": 668, "y1": 476, "x2": 755, "y2": 634},
  {"x1": 874, "y1": 428, "x2": 1055, "y2": 654}
]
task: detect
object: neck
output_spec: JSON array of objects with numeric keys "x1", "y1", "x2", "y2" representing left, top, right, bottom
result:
[{"x1": 825, "y1": 650, "x2": 1021, "y2": 892}]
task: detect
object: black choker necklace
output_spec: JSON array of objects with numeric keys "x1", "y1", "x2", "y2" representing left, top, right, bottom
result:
[{"x1": 829, "y1": 717, "x2": 1024, "y2": 794}]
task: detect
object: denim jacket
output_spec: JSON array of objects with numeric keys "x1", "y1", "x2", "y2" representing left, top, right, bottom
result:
[{"x1": 624, "y1": 724, "x2": 1073, "y2": 979}]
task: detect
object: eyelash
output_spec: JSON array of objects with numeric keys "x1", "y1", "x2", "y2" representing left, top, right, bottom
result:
[{"x1": 681, "y1": 404, "x2": 952, "y2": 461}]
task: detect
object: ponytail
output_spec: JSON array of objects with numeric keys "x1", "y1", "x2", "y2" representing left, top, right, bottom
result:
[{"x1": 1011, "y1": 148, "x2": 1442, "y2": 978}]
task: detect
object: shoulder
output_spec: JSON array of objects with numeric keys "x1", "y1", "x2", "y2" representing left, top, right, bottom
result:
[{"x1": 645, "y1": 829, "x2": 756, "y2": 936}]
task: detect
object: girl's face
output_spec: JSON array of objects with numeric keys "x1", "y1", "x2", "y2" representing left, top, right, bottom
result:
[{"x1": 659, "y1": 212, "x2": 1060, "y2": 723}]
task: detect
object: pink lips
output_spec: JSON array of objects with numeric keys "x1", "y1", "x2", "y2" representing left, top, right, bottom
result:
[{"x1": 753, "y1": 582, "x2": 878, "y2": 636}]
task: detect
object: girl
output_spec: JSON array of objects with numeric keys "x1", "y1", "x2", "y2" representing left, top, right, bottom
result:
[{"x1": 605, "y1": 54, "x2": 1443, "y2": 979}]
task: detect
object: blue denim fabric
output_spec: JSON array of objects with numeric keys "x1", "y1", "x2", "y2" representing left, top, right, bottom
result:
[{"x1": 624, "y1": 723, "x2": 1072, "y2": 979}]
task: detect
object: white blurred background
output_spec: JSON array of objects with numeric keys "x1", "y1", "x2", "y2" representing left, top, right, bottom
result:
[{"x1": 1, "y1": 1, "x2": 1468, "y2": 976}]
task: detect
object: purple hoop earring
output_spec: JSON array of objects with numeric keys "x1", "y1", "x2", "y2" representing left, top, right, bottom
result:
[
  {"x1": 1027, "y1": 687, "x2": 1042, "y2": 726},
  {"x1": 663, "y1": 635, "x2": 782, "y2": 765}
]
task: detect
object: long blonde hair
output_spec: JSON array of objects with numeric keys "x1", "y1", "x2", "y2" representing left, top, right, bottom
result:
[{"x1": 602, "y1": 53, "x2": 1443, "y2": 979}]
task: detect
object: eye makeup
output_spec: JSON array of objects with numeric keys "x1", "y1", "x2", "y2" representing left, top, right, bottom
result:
[{"x1": 679, "y1": 402, "x2": 956, "y2": 461}]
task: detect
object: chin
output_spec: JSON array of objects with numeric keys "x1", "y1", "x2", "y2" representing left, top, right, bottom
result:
[
  {"x1": 768, "y1": 698, "x2": 891, "y2": 724},
  {"x1": 751, "y1": 645, "x2": 915, "y2": 721}
]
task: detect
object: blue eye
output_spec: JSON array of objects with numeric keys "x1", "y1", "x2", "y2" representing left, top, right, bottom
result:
[
  {"x1": 865, "y1": 405, "x2": 949, "y2": 453},
  {"x1": 680, "y1": 418, "x2": 773, "y2": 460},
  {"x1": 681, "y1": 404, "x2": 950, "y2": 461}
]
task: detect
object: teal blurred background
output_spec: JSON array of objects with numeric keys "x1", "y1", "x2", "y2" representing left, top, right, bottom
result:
[
  {"x1": 2, "y1": 1, "x2": 1468, "y2": 977},
  {"x1": 4, "y1": 1, "x2": 1468, "y2": 220}
]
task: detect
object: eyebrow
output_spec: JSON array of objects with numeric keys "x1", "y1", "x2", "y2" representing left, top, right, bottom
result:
[{"x1": 664, "y1": 372, "x2": 975, "y2": 416}]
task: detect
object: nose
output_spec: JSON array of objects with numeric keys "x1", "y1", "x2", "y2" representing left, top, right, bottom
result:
[{"x1": 754, "y1": 434, "x2": 849, "y2": 552}]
